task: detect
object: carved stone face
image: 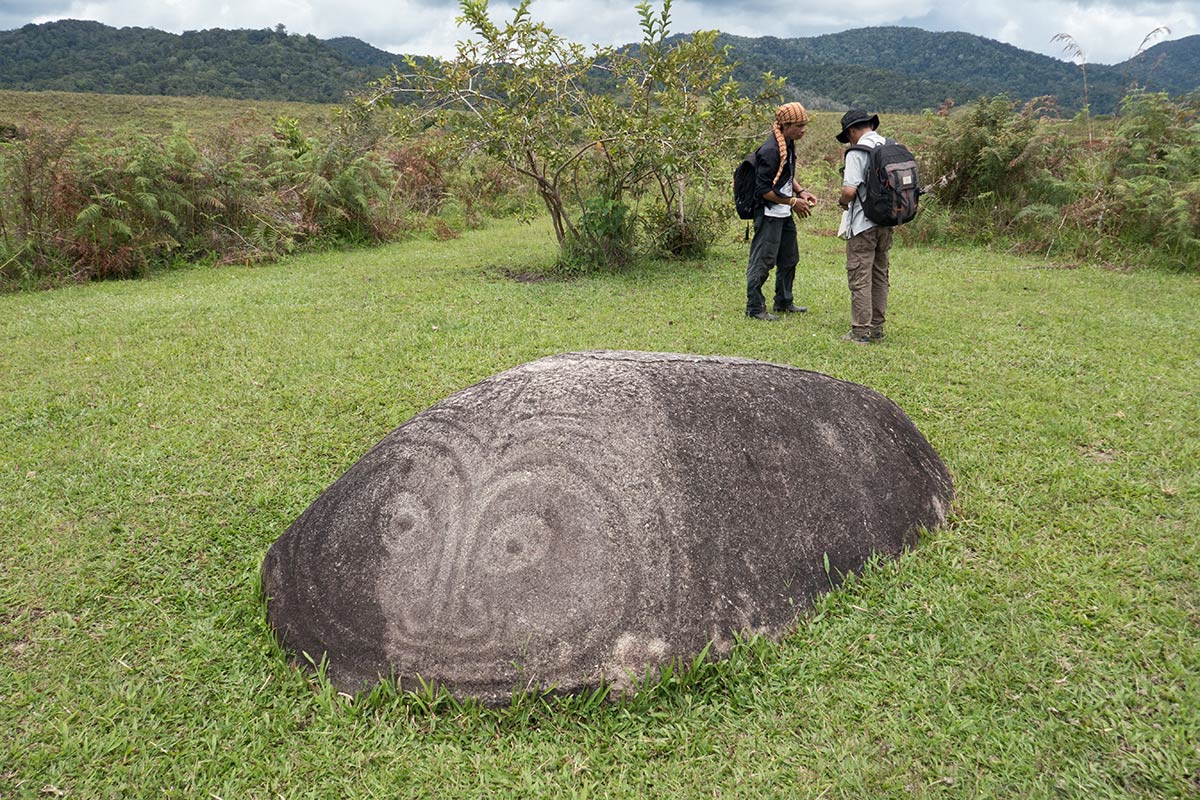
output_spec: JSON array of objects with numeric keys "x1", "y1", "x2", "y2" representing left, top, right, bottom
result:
[
  {"x1": 262, "y1": 351, "x2": 954, "y2": 704},
  {"x1": 264, "y1": 359, "x2": 681, "y2": 697},
  {"x1": 370, "y1": 400, "x2": 662, "y2": 677}
]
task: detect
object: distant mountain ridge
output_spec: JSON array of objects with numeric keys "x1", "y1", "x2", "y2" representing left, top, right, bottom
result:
[
  {"x1": 720, "y1": 27, "x2": 1199, "y2": 112},
  {"x1": 0, "y1": 19, "x2": 1196, "y2": 112}
]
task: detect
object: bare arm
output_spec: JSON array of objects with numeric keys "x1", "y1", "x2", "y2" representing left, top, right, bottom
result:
[{"x1": 838, "y1": 184, "x2": 857, "y2": 209}]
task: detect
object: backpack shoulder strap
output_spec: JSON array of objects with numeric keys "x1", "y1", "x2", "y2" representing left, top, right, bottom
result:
[
  {"x1": 844, "y1": 142, "x2": 878, "y2": 201},
  {"x1": 847, "y1": 138, "x2": 891, "y2": 152}
]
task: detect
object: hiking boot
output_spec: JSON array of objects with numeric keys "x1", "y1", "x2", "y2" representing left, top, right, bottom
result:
[
  {"x1": 841, "y1": 330, "x2": 872, "y2": 345},
  {"x1": 870, "y1": 327, "x2": 885, "y2": 341},
  {"x1": 773, "y1": 303, "x2": 808, "y2": 313},
  {"x1": 748, "y1": 311, "x2": 779, "y2": 321}
]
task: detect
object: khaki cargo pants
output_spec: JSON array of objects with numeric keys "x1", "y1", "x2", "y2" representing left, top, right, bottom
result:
[{"x1": 845, "y1": 225, "x2": 893, "y2": 336}]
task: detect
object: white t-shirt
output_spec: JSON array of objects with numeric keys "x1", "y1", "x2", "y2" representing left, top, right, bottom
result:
[
  {"x1": 764, "y1": 150, "x2": 795, "y2": 219},
  {"x1": 839, "y1": 130, "x2": 885, "y2": 238}
]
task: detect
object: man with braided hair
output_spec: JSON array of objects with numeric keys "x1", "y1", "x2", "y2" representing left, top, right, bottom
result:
[{"x1": 744, "y1": 102, "x2": 819, "y2": 321}]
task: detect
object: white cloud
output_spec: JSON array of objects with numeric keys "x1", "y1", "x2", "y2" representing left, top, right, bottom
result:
[
  {"x1": 1047, "y1": 4, "x2": 1194, "y2": 63},
  {"x1": 3, "y1": 0, "x2": 1197, "y2": 64},
  {"x1": 897, "y1": 1, "x2": 1198, "y2": 64}
]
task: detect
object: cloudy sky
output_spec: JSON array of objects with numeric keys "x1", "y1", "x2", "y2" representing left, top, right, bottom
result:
[{"x1": 2, "y1": 0, "x2": 1196, "y2": 65}]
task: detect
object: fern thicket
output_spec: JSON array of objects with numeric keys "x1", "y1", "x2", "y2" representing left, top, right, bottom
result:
[
  {"x1": 0, "y1": 111, "x2": 494, "y2": 288},
  {"x1": 915, "y1": 90, "x2": 1199, "y2": 270}
]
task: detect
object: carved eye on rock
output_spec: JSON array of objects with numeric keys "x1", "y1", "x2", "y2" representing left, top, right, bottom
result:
[{"x1": 374, "y1": 419, "x2": 647, "y2": 666}]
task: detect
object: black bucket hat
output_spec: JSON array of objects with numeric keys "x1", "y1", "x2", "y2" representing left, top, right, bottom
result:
[{"x1": 836, "y1": 109, "x2": 880, "y2": 143}]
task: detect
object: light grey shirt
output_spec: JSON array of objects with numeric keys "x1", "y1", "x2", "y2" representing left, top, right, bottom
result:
[{"x1": 840, "y1": 130, "x2": 885, "y2": 239}]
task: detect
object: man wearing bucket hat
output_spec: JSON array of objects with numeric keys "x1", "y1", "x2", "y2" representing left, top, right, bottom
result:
[
  {"x1": 836, "y1": 109, "x2": 891, "y2": 344},
  {"x1": 744, "y1": 102, "x2": 819, "y2": 321}
]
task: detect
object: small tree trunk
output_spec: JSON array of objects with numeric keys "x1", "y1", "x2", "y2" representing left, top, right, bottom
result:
[{"x1": 524, "y1": 149, "x2": 569, "y2": 243}]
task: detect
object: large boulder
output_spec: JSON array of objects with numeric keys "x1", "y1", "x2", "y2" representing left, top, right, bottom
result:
[{"x1": 262, "y1": 351, "x2": 953, "y2": 704}]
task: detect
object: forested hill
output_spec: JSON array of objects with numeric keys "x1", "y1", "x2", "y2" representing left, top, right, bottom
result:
[
  {"x1": 0, "y1": 20, "x2": 390, "y2": 102},
  {"x1": 323, "y1": 36, "x2": 409, "y2": 70},
  {"x1": 1, "y1": 19, "x2": 1197, "y2": 111}
]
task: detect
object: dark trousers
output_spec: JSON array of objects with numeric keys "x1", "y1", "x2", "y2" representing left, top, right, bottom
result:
[{"x1": 746, "y1": 212, "x2": 799, "y2": 315}]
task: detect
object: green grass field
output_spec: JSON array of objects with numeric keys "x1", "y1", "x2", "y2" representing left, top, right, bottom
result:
[
  {"x1": 0, "y1": 89, "x2": 339, "y2": 136},
  {"x1": 2, "y1": 213, "x2": 1198, "y2": 798}
]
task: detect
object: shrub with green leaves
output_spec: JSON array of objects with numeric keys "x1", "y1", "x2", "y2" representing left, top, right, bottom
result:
[
  {"x1": 637, "y1": 190, "x2": 727, "y2": 259},
  {"x1": 599, "y1": 8, "x2": 775, "y2": 261},
  {"x1": 560, "y1": 194, "x2": 637, "y2": 272},
  {"x1": 374, "y1": 0, "x2": 772, "y2": 273}
]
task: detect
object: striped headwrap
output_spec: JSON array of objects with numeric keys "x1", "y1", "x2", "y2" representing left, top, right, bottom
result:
[{"x1": 771, "y1": 102, "x2": 809, "y2": 185}]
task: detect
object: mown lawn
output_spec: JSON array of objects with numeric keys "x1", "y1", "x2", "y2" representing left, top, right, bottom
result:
[{"x1": 2, "y1": 215, "x2": 1197, "y2": 798}]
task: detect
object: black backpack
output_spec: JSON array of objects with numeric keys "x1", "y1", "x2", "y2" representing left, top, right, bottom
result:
[
  {"x1": 733, "y1": 152, "x2": 759, "y2": 220},
  {"x1": 846, "y1": 138, "x2": 921, "y2": 226}
]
